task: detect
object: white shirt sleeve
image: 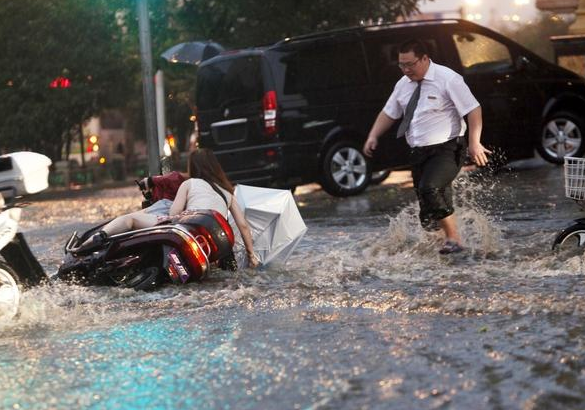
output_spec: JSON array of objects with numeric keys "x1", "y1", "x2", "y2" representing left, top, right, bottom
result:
[
  {"x1": 446, "y1": 74, "x2": 480, "y2": 117},
  {"x1": 382, "y1": 83, "x2": 404, "y2": 120}
]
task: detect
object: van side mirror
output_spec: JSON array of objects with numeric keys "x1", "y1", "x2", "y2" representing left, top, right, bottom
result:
[{"x1": 515, "y1": 55, "x2": 531, "y2": 71}]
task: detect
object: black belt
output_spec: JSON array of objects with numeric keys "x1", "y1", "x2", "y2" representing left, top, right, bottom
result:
[{"x1": 410, "y1": 136, "x2": 464, "y2": 152}]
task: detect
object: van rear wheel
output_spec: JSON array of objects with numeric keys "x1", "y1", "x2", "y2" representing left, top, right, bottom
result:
[
  {"x1": 538, "y1": 111, "x2": 585, "y2": 164},
  {"x1": 321, "y1": 141, "x2": 371, "y2": 197}
]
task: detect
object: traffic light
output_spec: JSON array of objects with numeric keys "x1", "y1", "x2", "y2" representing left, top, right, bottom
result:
[
  {"x1": 86, "y1": 135, "x2": 99, "y2": 153},
  {"x1": 49, "y1": 76, "x2": 71, "y2": 89}
]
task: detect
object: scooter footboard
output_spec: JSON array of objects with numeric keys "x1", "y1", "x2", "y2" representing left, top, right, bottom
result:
[{"x1": 1, "y1": 233, "x2": 46, "y2": 287}]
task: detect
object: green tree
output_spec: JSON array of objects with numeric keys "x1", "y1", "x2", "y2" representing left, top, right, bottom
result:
[
  {"x1": 171, "y1": 0, "x2": 426, "y2": 48},
  {"x1": 0, "y1": 0, "x2": 134, "y2": 160}
]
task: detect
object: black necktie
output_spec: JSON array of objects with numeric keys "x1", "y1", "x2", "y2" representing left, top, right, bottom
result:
[{"x1": 397, "y1": 81, "x2": 422, "y2": 138}]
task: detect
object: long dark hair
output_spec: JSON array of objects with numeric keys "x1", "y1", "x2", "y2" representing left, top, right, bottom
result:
[{"x1": 188, "y1": 148, "x2": 234, "y2": 194}]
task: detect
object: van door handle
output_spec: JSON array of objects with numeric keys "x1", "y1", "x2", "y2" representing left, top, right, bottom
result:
[{"x1": 211, "y1": 118, "x2": 248, "y2": 127}]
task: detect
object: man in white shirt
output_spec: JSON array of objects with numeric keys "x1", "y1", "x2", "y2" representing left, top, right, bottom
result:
[{"x1": 363, "y1": 39, "x2": 491, "y2": 254}]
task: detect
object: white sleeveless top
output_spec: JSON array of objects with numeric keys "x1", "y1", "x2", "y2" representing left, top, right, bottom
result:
[{"x1": 184, "y1": 178, "x2": 232, "y2": 218}]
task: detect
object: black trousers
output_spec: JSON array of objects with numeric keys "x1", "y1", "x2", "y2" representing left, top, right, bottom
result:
[{"x1": 410, "y1": 137, "x2": 466, "y2": 231}]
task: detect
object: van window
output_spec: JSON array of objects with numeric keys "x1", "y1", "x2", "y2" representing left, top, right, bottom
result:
[
  {"x1": 364, "y1": 38, "x2": 439, "y2": 84},
  {"x1": 283, "y1": 42, "x2": 367, "y2": 94},
  {"x1": 197, "y1": 56, "x2": 263, "y2": 110},
  {"x1": 453, "y1": 32, "x2": 513, "y2": 74}
]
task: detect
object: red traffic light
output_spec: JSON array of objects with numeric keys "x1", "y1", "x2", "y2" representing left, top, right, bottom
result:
[
  {"x1": 49, "y1": 77, "x2": 71, "y2": 89},
  {"x1": 86, "y1": 135, "x2": 99, "y2": 153}
]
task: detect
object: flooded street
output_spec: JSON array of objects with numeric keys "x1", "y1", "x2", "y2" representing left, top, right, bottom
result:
[{"x1": 1, "y1": 160, "x2": 585, "y2": 409}]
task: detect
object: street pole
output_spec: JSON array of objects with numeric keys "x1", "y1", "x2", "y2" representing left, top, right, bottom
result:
[
  {"x1": 137, "y1": 0, "x2": 160, "y2": 176},
  {"x1": 155, "y1": 70, "x2": 172, "y2": 174},
  {"x1": 155, "y1": 70, "x2": 166, "y2": 157}
]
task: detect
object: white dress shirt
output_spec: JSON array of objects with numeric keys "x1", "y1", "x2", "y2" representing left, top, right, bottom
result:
[{"x1": 383, "y1": 60, "x2": 479, "y2": 147}]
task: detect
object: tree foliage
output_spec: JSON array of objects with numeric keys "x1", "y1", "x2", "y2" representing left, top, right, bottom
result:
[
  {"x1": 0, "y1": 0, "x2": 134, "y2": 159},
  {"x1": 171, "y1": 0, "x2": 425, "y2": 48}
]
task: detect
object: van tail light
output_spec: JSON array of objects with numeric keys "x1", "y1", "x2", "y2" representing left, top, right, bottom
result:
[{"x1": 263, "y1": 90, "x2": 277, "y2": 136}]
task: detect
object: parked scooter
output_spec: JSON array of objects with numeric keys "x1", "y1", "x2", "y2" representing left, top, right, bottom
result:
[{"x1": 0, "y1": 152, "x2": 51, "y2": 322}]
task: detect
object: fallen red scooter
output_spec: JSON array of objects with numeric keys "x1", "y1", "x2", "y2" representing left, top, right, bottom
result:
[{"x1": 55, "y1": 172, "x2": 236, "y2": 291}]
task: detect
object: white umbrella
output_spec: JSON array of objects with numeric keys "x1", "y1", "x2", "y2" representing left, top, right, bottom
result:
[{"x1": 230, "y1": 185, "x2": 307, "y2": 266}]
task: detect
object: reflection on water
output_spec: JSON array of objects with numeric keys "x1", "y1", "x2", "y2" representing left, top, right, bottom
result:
[{"x1": 1, "y1": 165, "x2": 585, "y2": 409}]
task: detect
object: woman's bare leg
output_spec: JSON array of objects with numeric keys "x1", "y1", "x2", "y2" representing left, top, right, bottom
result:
[
  {"x1": 81, "y1": 211, "x2": 159, "y2": 247},
  {"x1": 101, "y1": 211, "x2": 159, "y2": 236}
]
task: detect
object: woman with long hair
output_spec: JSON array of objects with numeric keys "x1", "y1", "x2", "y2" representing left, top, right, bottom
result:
[{"x1": 83, "y1": 149, "x2": 259, "y2": 268}]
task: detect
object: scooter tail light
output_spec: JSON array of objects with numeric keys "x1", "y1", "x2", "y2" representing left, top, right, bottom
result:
[
  {"x1": 186, "y1": 237, "x2": 209, "y2": 274},
  {"x1": 210, "y1": 210, "x2": 235, "y2": 246},
  {"x1": 263, "y1": 90, "x2": 277, "y2": 136},
  {"x1": 194, "y1": 234, "x2": 212, "y2": 256}
]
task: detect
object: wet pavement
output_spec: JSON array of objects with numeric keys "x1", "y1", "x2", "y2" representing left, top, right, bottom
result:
[{"x1": 1, "y1": 158, "x2": 584, "y2": 409}]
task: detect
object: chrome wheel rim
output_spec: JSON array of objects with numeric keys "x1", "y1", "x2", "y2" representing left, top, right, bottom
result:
[
  {"x1": 0, "y1": 267, "x2": 19, "y2": 323},
  {"x1": 542, "y1": 118, "x2": 582, "y2": 159},
  {"x1": 330, "y1": 147, "x2": 368, "y2": 190}
]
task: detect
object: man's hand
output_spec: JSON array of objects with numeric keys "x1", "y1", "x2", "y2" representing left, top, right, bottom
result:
[
  {"x1": 364, "y1": 111, "x2": 396, "y2": 158},
  {"x1": 363, "y1": 137, "x2": 378, "y2": 157},
  {"x1": 468, "y1": 142, "x2": 492, "y2": 167},
  {"x1": 466, "y1": 107, "x2": 490, "y2": 166}
]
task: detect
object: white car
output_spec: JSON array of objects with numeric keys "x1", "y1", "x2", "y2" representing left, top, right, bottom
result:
[{"x1": 0, "y1": 151, "x2": 52, "y2": 198}]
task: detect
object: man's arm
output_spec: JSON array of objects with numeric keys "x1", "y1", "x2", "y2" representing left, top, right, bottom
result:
[
  {"x1": 363, "y1": 111, "x2": 397, "y2": 157},
  {"x1": 466, "y1": 106, "x2": 491, "y2": 166}
]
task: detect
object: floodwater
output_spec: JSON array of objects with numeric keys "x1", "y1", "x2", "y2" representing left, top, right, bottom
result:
[{"x1": 1, "y1": 160, "x2": 584, "y2": 409}]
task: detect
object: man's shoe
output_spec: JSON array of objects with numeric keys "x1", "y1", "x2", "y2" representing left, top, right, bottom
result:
[{"x1": 439, "y1": 240, "x2": 464, "y2": 255}]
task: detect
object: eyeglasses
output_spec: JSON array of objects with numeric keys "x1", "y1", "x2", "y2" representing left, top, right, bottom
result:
[{"x1": 397, "y1": 58, "x2": 421, "y2": 70}]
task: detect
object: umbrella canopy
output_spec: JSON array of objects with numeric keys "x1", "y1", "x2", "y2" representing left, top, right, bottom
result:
[
  {"x1": 160, "y1": 41, "x2": 224, "y2": 66},
  {"x1": 231, "y1": 185, "x2": 307, "y2": 266}
]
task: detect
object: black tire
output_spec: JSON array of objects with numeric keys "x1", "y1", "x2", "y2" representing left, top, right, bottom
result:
[
  {"x1": 0, "y1": 233, "x2": 46, "y2": 287},
  {"x1": 0, "y1": 261, "x2": 20, "y2": 322},
  {"x1": 370, "y1": 169, "x2": 391, "y2": 185},
  {"x1": 122, "y1": 267, "x2": 161, "y2": 291},
  {"x1": 320, "y1": 140, "x2": 371, "y2": 197},
  {"x1": 552, "y1": 224, "x2": 585, "y2": 260},
  {"x1": 538, "y1": 111, "x2": 585, "y2": 164}
]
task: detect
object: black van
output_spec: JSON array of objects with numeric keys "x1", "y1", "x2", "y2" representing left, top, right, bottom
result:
[{"x1": 195, "y1": 19, "x2": 585, "y2": 196}]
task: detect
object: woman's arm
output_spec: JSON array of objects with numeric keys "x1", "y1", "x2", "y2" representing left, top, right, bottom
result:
[
  {"x1": 229, "y1": 199, "x2": 259, "y2": 268},
  {"x1": 169, "y1": 181, "x2": 189, "y2": 216}
]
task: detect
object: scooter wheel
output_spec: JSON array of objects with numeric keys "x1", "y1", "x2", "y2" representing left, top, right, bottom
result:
[
  {"x1": 0, "y1": 261, "x2": 20, "y2": 323},
  {"x1": 552, "y1": 224, "x2": 585, "y2": 259},
  {"x1": 123, "y1": 267, "x2": 161, "y2": 291}
]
